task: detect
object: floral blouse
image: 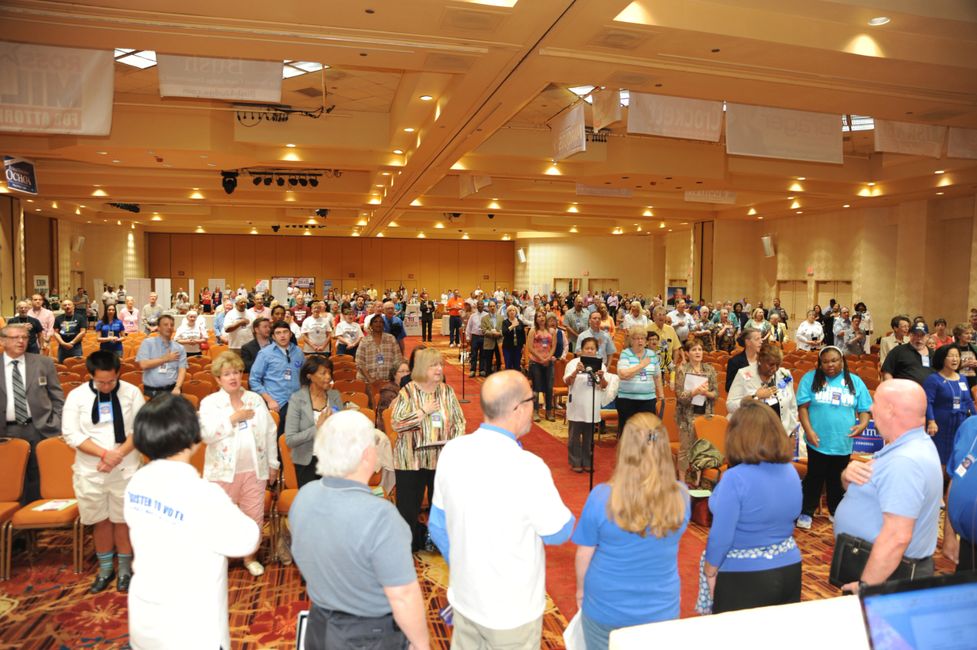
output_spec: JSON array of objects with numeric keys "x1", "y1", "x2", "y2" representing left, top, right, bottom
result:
[{"x1": 391, "y1": 381, "x2": 466, "y2": 471}]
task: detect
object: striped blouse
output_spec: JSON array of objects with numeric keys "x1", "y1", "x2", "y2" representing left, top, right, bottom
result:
[{"x1": 391, "y1": 381, "x2": 466, "y2": 470}]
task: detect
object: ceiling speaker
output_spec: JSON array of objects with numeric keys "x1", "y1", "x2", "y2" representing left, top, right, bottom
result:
[
  {"x1": 761, "y1": 235, "x2": 775, "y2": 258},
  {"x1": 71, "y1": 235, "x2": 86, "y2": 253},
  {"x1": 517, "y1": 248, "x2": 527, "y2": 264}
]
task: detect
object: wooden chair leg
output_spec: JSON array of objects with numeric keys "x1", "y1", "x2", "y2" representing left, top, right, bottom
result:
[
  {"x1": 0, "y1": 521, "x2": 10, "y2": 580},
  {"x1": 73, "y1": 520, "x2": 83, "y2": 573}
]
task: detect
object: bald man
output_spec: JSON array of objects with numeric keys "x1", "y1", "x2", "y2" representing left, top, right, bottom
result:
[
  {"x1": 429, "y1": 371, "x2": 572, "y2": 649},
  {"x1": 834, "y1": 379, "x2": 942, "y2": 591}
]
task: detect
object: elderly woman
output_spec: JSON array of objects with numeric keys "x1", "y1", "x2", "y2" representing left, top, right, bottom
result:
[
  {"x1": 674, "y1": 339, "x2": 719, "y2": 475},
  {"x1": 743, "y1": 308, "x2": 772, "y2": 341},
  {"x1": 391, "y1": 348, "x2": 465, "y2": 551},
  {"x1": 501, "y1": 304, "x2": 526, "y2": 371},
  {"x1": 703, "y1": 401, "x2": 802, "y2": 613},
  {"x1": 284, "y1": 355, "x2": 344, "y2": 488},
  {"x1": 769, "y1": 313, "x2": 789, "y2": 345},
  {"x1": 175, "y1": 310, "x2": 209, "y2": 357},
  {"x1": 118, "y1": 296, "x2": 140, "y2": 335},
  {"x1": 616, "y1": 326, "x2": 664, "y2": 433},
  {"x1": 795, "y1": 310, "x2": 824, "y2": 352},
  {"x1": 690, "y1": 306, "x2": 716, "y2": 352},
  {"x1": 622, "y1": 301, "x2": 649, "y2": 331},
  {"x1": 726, "y1": 342, "x2": 799, "y2": 440},
  {"x1": 356, "y1": 314, "x2": 403, "y2": 384},
  {"x1": 199, "y1": 351, "x2": 279, "y2": 576},
  {"x1": 715, "y1": 309, "x2": 739, "y2": 353}
]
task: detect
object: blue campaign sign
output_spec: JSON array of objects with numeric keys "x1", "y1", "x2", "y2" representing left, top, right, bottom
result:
[
  {"x1": 852, "y1": 419, "x2": 883, "y2": 454},
  {"x1": 4, "y1": 157, "x2": 38, "y2": 194}
]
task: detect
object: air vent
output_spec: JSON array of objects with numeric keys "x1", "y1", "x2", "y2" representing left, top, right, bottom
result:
[
  {"x1": 916, "y1": 109, "x2": 965, "y2": 122},
  {"x1": 441, "y1": 6, "x2": 507, "y2": 32},
  {"x1": 589, "y1": 29, "x2": 649, "y2": 51},
  {"x1": 606, "y1": 71, "x2": 656, "y2": 88},
  {"x1": 425, "y1": 53, "x2": 474, "y2": 72}
]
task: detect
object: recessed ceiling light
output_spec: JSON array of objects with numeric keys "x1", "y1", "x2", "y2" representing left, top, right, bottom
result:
[
  {"x1": 111, "y1": 159, "x2": 121, "y2": 164},
  {"x1": 26, "y1": 199, "x2": 34, "y2": 203},
  {"x1": 462, "y1": 233, "x2": 470, "y2": 240},
  {"x1": 92, "y1": 188, "x2": 108, "y2": 197},
  {"x1": 35, "y1": 208, "x2": 41, "y2": 212},
  {"x1": 97, "y1": 151, "x2": 108, "y2": 155},
  {"x1": 843, "y1": 204, "x2": 850, "y2": 208},
  {"x1": 488, "y1": 201, "x2": 501, "y2": 210},
  {"x1": 936, "y1": 191, "x2": 944, "y2": 195},
  {"x1": 377, "y1": 232, "x2": 384, "y2": 238},
  {"x1": 747, "y1": 207, "x2": 757, "y2": 216},
  {"x1": 796, "y1": 210, "x2": 803, "y2": 214},
  {"x1": 419, "y1": 95, "x2": 433, "y2": 101},
  {"x1": 393, "y1": 149, "x2": 404, "y2": 155},
  {"x1": 435, "y1": 222, "x2": 444, "y2": 229},
  {"x1": 375, "y1": 184, "x2": 385, "y2": 188},
  {"x1": 195, "y1": 226, "x2": 205, "y2": 233},
  {"x1": 306, "y1": 217, "x2": 317, "y2": 225},
  {"x1": 303, "y1": 229, "x2": 311, "y2": 236},
  {"x1": 152, "y1": 215, "x2": 163, "y2": 221},
  {"x1": 757, "y1": 216, "x2": 764, "y2": 220},
  {"x1": 389, "y1": 221, "x2": 399, "y2": 228},
  {"x1": 502, "y1": 234, "x2": 511, "y2": 241},
  {"x1": 410, "y1": 198, "x2": 422, "y2": 206},
  {"x1": 934, "y1": 170, "x2": 945, "y2": 174},
  {"x1": 356, "y1": 218, "x2": 368, "y2": 226},
  {"x1": 403, "y1": 127, "x2": 415, "y2": 133},
  {"x1": 642, "y1": 208, "x2": 653, "y2": 217},
  {"x1": 796, "y1": 176, "x2": 806, "y2": 181},
  {"x1": 867, "y1": 181, "x2": 876, "y2": 186},
  {"x1": 380, "y1": 172, "x2": 391, "y2": 176},
  {"x1": 285, "y1": 143, "x2": 296, "y2": 148},
  {"x1": 250, "y1": 227, "x2": 258, "y2": 235},
  {"x1": 659, "y1": 222, "x2": 665, "y2": 229},
  {"x1": 569, "y1": 225, "x2": 578, "y2": 233},
  {"x1": 417, "y1": 232, "x2": 426, "y2": 238},
  {"x1": 868, "y1": 16, "x2": 890, "y2": 26}
]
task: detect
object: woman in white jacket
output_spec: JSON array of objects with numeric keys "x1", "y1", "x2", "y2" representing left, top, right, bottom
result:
[
  {"x1": 564, "y1": 337, "x2": 619, "y2": 472},
  {"x1": 199, "y1": 351, "x2": 279, "y2": 577},
  {"x1": 726, "y1": 342, "x2": 800, "y2": 447}
]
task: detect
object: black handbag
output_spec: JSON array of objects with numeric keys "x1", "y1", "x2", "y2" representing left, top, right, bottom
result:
[{"x1": 829, "y1": 532, "x2": 918, "y2": 587}]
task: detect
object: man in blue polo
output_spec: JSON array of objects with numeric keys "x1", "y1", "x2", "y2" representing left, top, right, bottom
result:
[
  {"x1": 135, "y1": 315, "x2": 187, "y2": 399},
  {"x1": 381, "y1": 301, "x2": 406, "y2": 355},
  {"x1": 250, "y1": 320, "x2": 304, "y2": 435},
  {"x1": 947, "y1": 415, "x2": 977, "y2": 573},
  {"x1": 835, "y1": 379, "x2": 942, "y2": 590}
]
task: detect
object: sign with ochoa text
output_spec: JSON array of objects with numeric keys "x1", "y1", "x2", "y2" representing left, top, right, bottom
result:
[{"x1": 4, "y1": 156, "x2": 37, "y2": 194}]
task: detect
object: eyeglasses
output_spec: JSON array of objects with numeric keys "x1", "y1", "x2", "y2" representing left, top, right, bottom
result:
[{"x1": 514, "y1": 395, "x2": 536, "y2": 411}]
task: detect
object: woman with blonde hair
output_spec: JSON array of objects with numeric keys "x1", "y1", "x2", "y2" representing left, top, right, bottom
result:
[
  {"x1": 391, "y1": 347, "x2": 466, "y2": 551},
  {"x1": 572, "y1": 413, "x2": 689, "y2": 650},
  {"x1": 703, "y1": 401, "x2": 802, "y2": 613}
]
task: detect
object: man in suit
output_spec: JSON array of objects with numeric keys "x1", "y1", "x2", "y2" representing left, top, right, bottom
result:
[
  {"x1": 0, "y1": 324, "x2": 65, "y2": 503},
  {"x1": 480, "y1": 301, "x2": 503, "y2": 376}
]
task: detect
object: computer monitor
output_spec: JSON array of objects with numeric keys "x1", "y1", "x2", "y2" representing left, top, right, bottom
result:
[{"x1": 859, "y1": 571, "x2": 977, "y2": 649}]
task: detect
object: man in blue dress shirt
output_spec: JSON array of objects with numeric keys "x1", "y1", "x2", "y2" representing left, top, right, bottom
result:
[
  {"x1": 947, "y1": 415, "x2": 977, "y2": 572},
  {"x1": 834, "y1": 379, "x2": 942, "y2": 591},
  {"x1": 249, "y1": 320, "x2": 304, "y2": 435},
  {"x1": 135, "y1": 315, "x2": 187, "y2": 399},
  {"x1": 381, "y1": 301, "x2": 406, "y2": 355}
]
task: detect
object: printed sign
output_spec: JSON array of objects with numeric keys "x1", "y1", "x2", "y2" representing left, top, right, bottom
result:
[
  {"x1": 627, "y1": 92, "x2": 723, "y2": 142},
  {"x1": 875, "y1": 119, "x2": 945, "y2": 158},
  {"x1": 852, "y1": 420, "x2": 884, "y2": 454},
  {"x1": 550, "y1": 102, "x2": 586, "y2": 161},
  {"x1": 157, "y1": 54, "x2": 282, "y2": 102},
  {"x1": 726, "y1": 103, "x2": 842, "y2": 164},
  {"x1": 592, "y1": 88, "x2": 622, "y2": 131},
  {"x1": 4, "y1": 156, "x2": 37, "y2": 194},
  {"x1": 947, "y1": 126, "x2": 977, "y2": 160},
  {"x1": 684, "y1": 189, "x2": 737, "y2": 204}
]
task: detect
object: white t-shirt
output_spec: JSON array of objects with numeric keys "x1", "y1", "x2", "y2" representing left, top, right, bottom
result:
[
  {"x1": 335, "y1": 320, "x2": 364, "y2": 348},
  {"x1": 300, "y1": 316, "x2": 333, "y2": 353},
  {"x1": 124, "y1": 460, "x2": 260, "y2": 650},
  {"x1": 62, "y1": 380, "x2": 145, "y2": 477},
  {"x1": 223, "y1": 309, "x2": 255, "y2": 350},
  {"x1": 433, "y1": 427, "x2": 572, "y2": 629}
]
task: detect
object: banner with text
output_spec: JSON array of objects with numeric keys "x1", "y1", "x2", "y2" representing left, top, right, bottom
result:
[
  {"x1": 874, "y1": 119, "x2": 946, "y2": 158},
  {"x1": 157, "y1": 54, "x2": 283, "y2": 102},
  {"x1": 458, "y1": 174, "x2": 493, "y2": 198},
  {"x1": 627, "y1": 92, "x2": 723, "y2": 142},
  {"x1": 684, "y1": 189, "x2": 737, "y2": 205},
  {"x1": 947, "y1": 127, "x2": 977, "y2": 160},
  {"x1": 592, "y1": 89, "x2": 621, "y2": 131},
  {"x1": 4, "y1": 156, "x2": 37, "y2": 194},
  {"x1": 0, "y1": 42, "x2": 113, "y2": 135},
  {"x1": 550, "y1": 102, "x2": 586, "y2": 161},
  {"x1": 726, "y1": 104, "x2": 842, "y2": 164}
]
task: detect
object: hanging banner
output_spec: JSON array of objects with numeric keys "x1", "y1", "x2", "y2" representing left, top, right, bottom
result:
[
  {"x1": 592, "y1": 89, "x2": 621, "y2": 131},
  {"x1": 157, "y1": 54, "x2": 283, "y2": 102},
  {"x1": 684, "y1": 189, "x2": 737, "y2": 205},
  {"x1": 627, "y1": 92, "x2": 723, "y2": 142},
  {"x1": 726, "y1": 104, "x2": 842, "y2": 164},
  {"x1": 550, "y1": 103, "x2": 586, "y2": 161},
  {"x1": 874, "y1": 119, "x2": 945, "y2": 158},
  {"x1": 3, "y1": 156, "x2": 37, "y2": 194},
  {"x1": 458, "y1": 174, "x2": 493, "y2": 198},
  {"x1": 947, "y1": 126, "x2": 977, "y2": 160},
  {"x1": 0, "y1": 42, "x2": 113, "y2": 135},
  {"x1": 576, "y1": 183, "x2": 631, "y2": 198}
]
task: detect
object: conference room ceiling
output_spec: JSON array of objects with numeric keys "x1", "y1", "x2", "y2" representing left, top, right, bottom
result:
[{"x1": 1, "y1": 0, "x2": 976, "y2": 240}]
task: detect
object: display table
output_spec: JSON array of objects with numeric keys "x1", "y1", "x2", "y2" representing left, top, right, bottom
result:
[
  {"x1": 610, "y1": 596, "x2": 869, "y2": 650},
  {"x1": 441, "y1": 315, "x2": 451, "y2": 336}
]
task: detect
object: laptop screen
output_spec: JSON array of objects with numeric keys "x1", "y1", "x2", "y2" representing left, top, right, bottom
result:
[{"x1": 861, "y1": 575, "x2": 977, "y2": 649}]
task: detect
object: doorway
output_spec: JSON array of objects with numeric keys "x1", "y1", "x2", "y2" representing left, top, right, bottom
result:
[
  {"x1": 553, "y1": 278, "x2": 581, "y2": 293},
  {"x1": 816, "y1": 281, "x2": 853, "y2": 312},
  {"x1": 776, "y1": 280, "x2": 808, "y2": 323},
  {"x1": 588, "y1": 278, "x2": 619, "y2": 294}
]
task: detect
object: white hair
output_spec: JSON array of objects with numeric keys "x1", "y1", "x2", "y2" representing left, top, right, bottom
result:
[{"x1": 314, "y1": 410, "x2": 376, "y2": 478}]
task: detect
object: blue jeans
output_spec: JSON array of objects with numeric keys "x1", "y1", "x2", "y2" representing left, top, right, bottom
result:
[
  {"x1": 469, "y1": 335, "x2": 484, "y2": 373},
  {"x1": 58, "y1": 346, "x2": 83, "y2": 364},
  {"x1": 582, "y1": 611, "x2": 616, "y2": 650},
  {"x1": 449, "y1": 316, "x2": 462, "y2": 345}
]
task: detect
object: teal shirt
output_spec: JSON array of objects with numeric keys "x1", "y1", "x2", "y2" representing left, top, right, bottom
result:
[
  {"x1": 796, "y1": 371, "x2": 873, "y2": 456},
  {"x1": 618, "y1": 348, "x2": 660, "y2": 400}
]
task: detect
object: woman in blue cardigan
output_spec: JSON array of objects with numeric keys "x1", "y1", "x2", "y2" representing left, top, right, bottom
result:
[{"x1": 704, "y1": 400, "x2": 802, "y2": 613}]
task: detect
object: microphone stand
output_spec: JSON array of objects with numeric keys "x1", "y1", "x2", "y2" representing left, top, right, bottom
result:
[
  {"x1": 458, "y1": 338, "x2": 471, "y2": 404},
  {"x1": 587, "y1": 366, "x2": 599, "y2": 492}
]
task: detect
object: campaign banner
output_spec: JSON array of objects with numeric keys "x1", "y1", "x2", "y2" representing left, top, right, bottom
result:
[
  {"x1": 627, "y1": 92, "x2": 723, "y2": 142},
  {"x1": 592, "y1": 88, "x2": 621, "y2": 131},
  {"x1": 726, "y1": 103, "x2": 842, "y2": 164},
  {"x1": 157, "y1": 54, "x2": 283, "y2": 102},
  {"x1": 550, "y1": 102, "x2": 586, "y2": 161},
  {"x1": 851, "y1": 420, "x2": 884, "y2": 454},
  {"x1": 458, "y1": 174, "x2": 493, "y2": 198},
  {"x1": 576, "y1": 183, "x2": 631, "y2": 198},
  {"x1": 947, "y1": 126, "x2": 977, "y2": 160},
  {"x1": 874, "y1": 119, "x2": 945, "y2": 158},
  {"x1": 404, "y1": 304, "x2": 422, "y2": 336},
  {"x1": 684, "y1": 189, "x2": 737, "y2": 205},
  {"x1": 0, "y1": 42, "x2": 113, "y2": 135},
  {"x1": 4, "y1": 156, "x2": 37, "y2": 194}
]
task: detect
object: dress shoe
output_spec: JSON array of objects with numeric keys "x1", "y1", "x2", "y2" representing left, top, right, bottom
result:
[
  {"x1": 117, "y1": 573, "x2": 132, "y2": 592},
  {"x1": 90, "y1": 571, "x2": 115, "y2": 594},
  {"x1": 469, "y1": 371, "x2": 476, "y2": 378}
]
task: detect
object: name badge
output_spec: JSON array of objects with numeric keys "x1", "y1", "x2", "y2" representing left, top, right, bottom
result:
[
  {"x1": 159, "y1": 363, "x2": 170, "y2": 374},
  {"x1": 921, "y1": 356, "x2": 930, "y2": 368},
  {"x1": 98, "y1": 402, "x2": 113, "y2": 424},
  {"x1": 283, "y1": 369, "x2": 292, "y2": 381},
  {"x1": 376, "y1": 354, "x2": 384, "y2": 365},
  {"x1": 831, "y1": 390, "x2": 842, "y2": 406},
  {"x1": 430, "y1": 412, "x2": 443, "y2": 428},
  {"x1": 38, "y1": 376, "x2": 47, "y2": 387},
  {"x1": 238, "y1": 420, "x2": 249, "y2": 430},
  {"x1": 765, "y1": 395, "x2": 779, "y2": 406},
  {"x1": 955, "y1": 454, "x2": 974, "y2": 478},
  {"x1": 639, "y1": 369, "x2": 648, "y2": 380},
  {"x1": 953, "y1": 396, "x2": 962, "y2": 411},
  {"x1": 961, "y1": 382, "x2": 969, "y2": 391}
]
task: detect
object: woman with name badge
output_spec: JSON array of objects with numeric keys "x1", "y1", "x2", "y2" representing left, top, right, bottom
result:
[
  {"x1": 726, "y1": 342, "x2": 799, "y2": 441},
  {"x1": 924, "y1": 344, "x2": 976, "y2": 472},
  {"x1": 795, "y1": 346, "x2": 872, "y2": 530},
  {"x1": 199, "y1": 352, "x2": 279, "y2": 577},
  {"x1": 97, "y1": 304, "x2": 126, "y2": 356},
  {"x1": 355, "y1": 315, "x2": 402, "y2": 384},
  {"x1": 616, "y1": 326, "x2": 664, "y2": 434},
  {"x1": 391, "y1": 348, "x2": 465, "y2": 552}
]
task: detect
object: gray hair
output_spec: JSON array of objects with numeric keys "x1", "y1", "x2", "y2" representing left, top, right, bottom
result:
[{"x1": 314, "y1": 410, "x2": 376, "y2": 477}]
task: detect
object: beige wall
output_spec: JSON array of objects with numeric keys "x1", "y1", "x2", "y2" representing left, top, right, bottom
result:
[
  {"x1": 57, "y1": 220, "x2": 147, "y2": 296},
  {"x1": 24, "y1": 213, "x2": 55, "y2": 299},
  {"x1": 0, "y1": 197, "x2": 18, "y2": 314},
  {"x1": 664, "y1": 230, "x2": 693, "y2": 291},
  {"x1": 513, "y1": 235, "x2": 665, "y2": 296}
]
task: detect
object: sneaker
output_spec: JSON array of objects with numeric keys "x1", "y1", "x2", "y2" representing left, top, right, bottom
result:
[
  {"x1": 469, "y1": 371, "x2": 476, "y2": 378},
  {"x1": 533, "y1": 411, "x2": 541, "y2": 423},
  {"x1": 245, "y1": 560, "x2": 265, "y2": 577},
  {"x1": 796, "y1": 514, "x2": 813, "y2": 530}
]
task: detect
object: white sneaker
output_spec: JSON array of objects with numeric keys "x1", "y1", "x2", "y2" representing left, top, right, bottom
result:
[
  {"x1": 796, "y1": 515, "x2": 813, "y2": 530},
  {"x1": 245, "y1": 560, "x2": 265, "y2": 576}
]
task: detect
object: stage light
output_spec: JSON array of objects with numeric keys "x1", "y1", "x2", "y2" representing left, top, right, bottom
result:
[
  {"x1": 276, "y1": 176, "x2": 285, "y2": 187},
  {"x1": 221, "y1": 171, "x2": 238, "y2": 195},
  {"x1": 252, "y1": 176, "x2": 262, "y2": 186},
  {"x1": 309, "y1": 177, "x2": 319, "y2": 187},
  {"x1": 289, "y1": 176, "x2": 298, "y2": 187},
  {"x1": 299, "y1": 176, "x2": 308, "y2": 187},
  {"x1": 263, "y1": 176, "x2": 272, "y2": 186}
]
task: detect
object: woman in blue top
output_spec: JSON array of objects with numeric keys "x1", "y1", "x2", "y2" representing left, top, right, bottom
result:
[
  {"x1": 704, "y1": 400, "x2": 802, "y2": 613},
  {"x1": 796, "y1": 346, "x2": 872, "y2": 529},
  {"x1": 96, "y1": 303, "x2": 126, "y2": 355},
  {"x1": 615, "y1": 326, "x2": 664, "y2": 433},
  {"x1": 924, "y1": 344, "x2": 975, "y2": 470},
  {"x1": 573, "y1": 413, "x2": 689, "y2": 650}
]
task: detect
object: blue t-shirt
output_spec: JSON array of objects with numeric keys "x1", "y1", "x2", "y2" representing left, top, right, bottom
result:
[
  {"x1": 97, "y1": 319, "x2": 125, "y2": 353},
  {"x1": 796, "y1": 371, "x2": 873, "y2": 456},
  {"x1": 617, "y1": 348, "x2": 660, "y2": 400},
  {"x1": 571, "y1": 482, "x2": 689, "y2": 628},
  {"x1": 948, "y1": 416, "x2": 977, "y2": 543},
  {"x1": 834, "y1": 427, "x2": 943, "y2": 559},
  {"x1": 706, "y1": 462, "x2": 802, "y2": 571}
]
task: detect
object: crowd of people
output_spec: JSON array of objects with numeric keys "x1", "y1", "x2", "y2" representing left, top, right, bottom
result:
[{"x1": 2, "y1": 280, "x2": 976, "y2": 649}]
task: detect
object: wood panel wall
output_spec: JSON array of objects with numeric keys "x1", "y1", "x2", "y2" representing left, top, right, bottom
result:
[{"x1": 146, "y1": 234, "x2": 515, "y2": 296}]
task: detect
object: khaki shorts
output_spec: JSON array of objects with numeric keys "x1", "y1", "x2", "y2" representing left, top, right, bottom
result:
[{"x1": 73, "y1": 468, "x2": 132, "y2": 525}]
